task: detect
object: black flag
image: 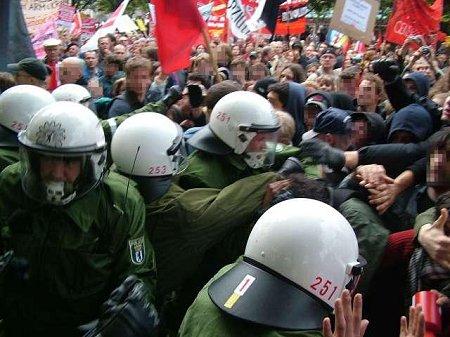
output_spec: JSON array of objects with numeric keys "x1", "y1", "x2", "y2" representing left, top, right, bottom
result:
[{"x1": 0, "y1": 0, "x2": 35, "y2": 71}]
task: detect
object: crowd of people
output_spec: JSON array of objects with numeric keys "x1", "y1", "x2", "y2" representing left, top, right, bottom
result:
[{"x1": 0, "y1": 26, "x2": 449, "y2": 337}]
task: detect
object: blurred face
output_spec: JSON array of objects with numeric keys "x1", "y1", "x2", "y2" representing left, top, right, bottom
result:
[
  {"x1": 119, "y1": 36, "x2": 129, "y2": 46},
  {"x1": 44, "y1": 46, "x2": 60, "y2": 62},
  {"x1": 126, "y1": 66, "x2": 152, "y2": 97},
  {"x1": 68, "y1": 45, "x2": 79, "y2": 57},
  {"x1": 319, "y1": 80, "x2": 333, "y2": 92},
  {"x1": 60, "y1": 62, "x2": 82, "y2": 84},
  {"x1": 280, "y1": 68, "x2": 294, "y2": 83},
  {"x1": 104, "y1": 62, "x2": 119, "y2": 77},
  {"x1": 357, "y1": 79, "x2": 379, "y2": 107},
  {"x1": 441, "y1": 96, "x2": 450, "y2": 121},
  {"x1": 99, "y1": 37, "x2": 112, "y2": 53},
  {"x1": 305, "y1": 46, "x2": 315, "y2": 58},
  {"x1": 437, "y1": 53, "x2": 448, "y2": 65},
  {"x1": 245, "y1": 43, "x2": 254, "y2": 54},
  {"x1": 40, "y1": 156, "x2": 81, "y2": 183},
  {"x1": 320, "y1": 53, "x2": 336, "y2": 69},
  {"x1": 318, "y1": 43, "x2": 327, "y2": 54},
  {"x1": 267, "y1": 91, "x2": 284, "y2": 110},
  {"x1": 307, "y1": 65, "x2": 318, "y2": 76},
  {"x1": 285, "y1": 51, "x2": 295, "y2": 63},
  {"x1": 84, "y1": 52, "x2": 98, "y2": 68},
  {"x1": 113, "y1": 44, "x2": 127, "y2": 61},
  {"x1": 275, "y1": 42, "x2": 284, "y2": 55},
  {"x1": 412, "y1": 59, "x2": 435, "y2": 81},
  {"x1": 232, "y1": 45, "x2": 240, "y2": 56},
  {"x1": 351, "y1": 120, "x2": 369, "y2": 149},
  {"x1": 304, "y1": 105, "x2": 321, "y2": 130},
  {"x1": 196, "y1": 45, "x2": 206, "y2": 54},
  {"x1": 404, "y1": 79, "x2": 418, "y2": 95},
  {"x1": 339, "y1": 78, "x2": 358, "y2": 98}
]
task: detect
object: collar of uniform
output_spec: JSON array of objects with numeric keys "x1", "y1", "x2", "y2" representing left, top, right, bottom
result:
[
  {"x1": 65, "y1": 187, "x2": 101, "y2": 233},
  {"x1": 226, "y1": 153, "x2": 248, "y2": 171}
]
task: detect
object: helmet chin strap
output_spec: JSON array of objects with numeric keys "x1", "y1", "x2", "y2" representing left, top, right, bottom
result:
[{"x1": 45, "y1": 181, "x2": 76, "y2": 205}]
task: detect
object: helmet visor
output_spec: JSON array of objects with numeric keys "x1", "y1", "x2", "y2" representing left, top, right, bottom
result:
[
  {"x1": 241, "y1": 131, "x2": 278, "y2": 169},
  {"x1": 20, "y1": 146, "x2": 106, "y2": 205}
]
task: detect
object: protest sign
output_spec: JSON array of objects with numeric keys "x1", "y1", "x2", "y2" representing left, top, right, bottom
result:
[
  {"x1": 31, "y1": 19, "x2": 58, "y2": 58},
  {"x1": 329, "y1": 0, "x2": 379, "y2": 44},
  {"x1": 21, "y1": 0, "x2": 68, "y2": 37}
]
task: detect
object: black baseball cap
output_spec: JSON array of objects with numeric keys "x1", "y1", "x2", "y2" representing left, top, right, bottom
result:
[
  {"x1": 302, "y1": 108, "x2": 351, "y2": 140},
  {"x1": 7, "y1": 58, "x2": 49, "y2": 81}
]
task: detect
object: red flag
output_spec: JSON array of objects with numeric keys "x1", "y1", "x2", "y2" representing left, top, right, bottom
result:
[
  {"x1": 385, "y1": 0, "x2": 443, "y2": 45},
  {"x1": 153, "y1": 0, "x2": 206, "y2": 73}
]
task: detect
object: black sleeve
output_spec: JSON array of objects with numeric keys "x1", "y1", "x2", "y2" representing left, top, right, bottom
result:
[
  {"x1": 358, "y1": 142, "x2": 428, "y2": 177},
  {"x1": 384, "y1": 76, "x2": 415, "y2": 112},
  {"x1": 407, "y1": 157, "x2": 427, "y2": 184}
]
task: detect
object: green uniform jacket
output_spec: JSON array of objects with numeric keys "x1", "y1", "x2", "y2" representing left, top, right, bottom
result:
[
  {"x1": 147, "y1": 172, "x2": 277, "y2": 299},
  {"x1": 0, "y1": 164, "x2": 156, "y2": 336},
  {"x1": 177, "y1": 147, "x2": 319, "y2": 190},
  {"x1": 339, "y1": 198, "x2": 390, "y2": 294},
  {"x1": 0, "y1": 147, "x2": 19, "y2": 173},
  {"x1": 179, "y1": 262, "x2": 322, "y2": 337}
]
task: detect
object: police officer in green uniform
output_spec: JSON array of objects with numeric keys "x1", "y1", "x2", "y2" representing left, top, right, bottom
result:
[
  {"x1": 0, "y1": 85, "x2": 55, "y2": 171},
  {"x1": 0, "y1": 102, "x2": 155, "y2": 336},
  {"x1": 178, "y1": 91, "x2": 281, "y2": 190},
  {"x1": 0, "y1": 84, "x2": 180, "y2": 174},
  {"x1": 179, "y1": 198, "x2": 367, "y2": 337},
  {"x1": 110, "y1": 113, "x2": 278, "y2": 331}
]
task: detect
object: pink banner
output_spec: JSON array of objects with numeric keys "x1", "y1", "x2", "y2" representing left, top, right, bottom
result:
[{"x1": 31, "y1": 19, "x2": 59, "y2": 59}]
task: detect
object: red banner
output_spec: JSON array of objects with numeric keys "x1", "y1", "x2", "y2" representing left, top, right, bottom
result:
[
  {"x1": 274, "y1": 0, "x2": 307, "y2": 36},
  {"x1": 385, "y1": 0, "x2": 443, "y2": 45},
  {"x1": 197, "y1": 0, "x2": 228, "y2": 41}
]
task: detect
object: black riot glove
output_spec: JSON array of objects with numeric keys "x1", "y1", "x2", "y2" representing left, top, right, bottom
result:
[
  {"x1": 371, "y1": 59, "x2": 400, "y2": 83},
  {"x1": 0, "y1": 250, "x2": 29, "y2": 286},
  {"x1": 82, "y1": 276, "x2": 159, "y2": 337},
  {"x1": 277, "y1": 157, "x2": 304, "y2": 178},
  {"x1": 299, "y1": 139, "x2": 346, "y2": 171},
  {"x1": 162, "y1": 85, "x2": 182, "y2": 108},
  {"x1": 187, "y1": 84, "x2": 205, "y2": 108}
]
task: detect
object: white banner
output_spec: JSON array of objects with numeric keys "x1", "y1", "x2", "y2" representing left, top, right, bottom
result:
[{"x1": 227, "y1": 0, "x2": 252, "y2": 38}]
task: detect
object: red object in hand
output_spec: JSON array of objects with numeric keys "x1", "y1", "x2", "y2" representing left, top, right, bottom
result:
[{"x1": 413, "y1": 291, "x2": 442, "y2": 337}]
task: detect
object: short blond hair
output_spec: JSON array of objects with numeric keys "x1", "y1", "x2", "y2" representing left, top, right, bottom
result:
[{"x1": 275, "y1": 110, "x2": 296, "y2": 145}]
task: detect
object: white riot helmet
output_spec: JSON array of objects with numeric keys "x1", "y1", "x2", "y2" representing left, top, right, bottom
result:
[
  {"x1": 111, "y1": 113, "x2": 187, "y2": 177},
  {"x1": 188, "y1": 91, "x2": 280, "y2": 169},
  {"x1": 209, "y1": 198, "x2": 365, "y2": 331},
  {"x1": 18, "y1": 101, "x2": 107, "y2": 205},
  {"x1": 0, "y1": 85, "x2": 55, "y2": 133},
  {"x1": 52, "y1": 84, "x2": 92, "y2": 107}
]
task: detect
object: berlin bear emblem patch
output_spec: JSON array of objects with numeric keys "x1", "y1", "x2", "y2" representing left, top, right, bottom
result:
[{"x1": 128, "y1": 236, "x2": 145, "y2": 265}]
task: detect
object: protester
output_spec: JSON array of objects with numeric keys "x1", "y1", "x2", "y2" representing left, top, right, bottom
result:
[
  {"x1": 6, "y1": 58, "x2": 48, "y2": 88},
  {"x1": 3, "y1": 4, "x2": 449, "y2": 336}
]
